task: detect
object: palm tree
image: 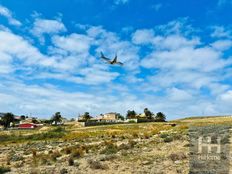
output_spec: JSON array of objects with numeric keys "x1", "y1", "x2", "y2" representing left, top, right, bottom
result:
[
  {"x1": 155, "y1": 112, "x2": 166, "y2": 122},
  {"x1": 51, "y1": 112, "x2": 62, "y2": 125},
  {"x1": 2, "y1": 113, "x2": 14, "y2": 129}
]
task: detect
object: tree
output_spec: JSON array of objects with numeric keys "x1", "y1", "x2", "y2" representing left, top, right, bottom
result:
[
  {"x1": 126, "y1": 110, "x2": 137, "y2": 119},
  {"x1": 51, "y1": 112, "x2": 62, "y2": 125},
  {"x1": 20, "y1": 115, "x2": 26, "y2": 120},
  {"x1": 116, "y1": 113, "x2": 124, "y2": 120},
  {"x1": 32, "y1": 118, "x2": 39, "y2": 124},
  {"x1": 144, "y1": 108, "x2": 153, "y2": 119},
  {"x1": 82, "y1": 112, "x2": 92, "y2": 121},
  {"x1": 2, "y1": 113, "x2": 14, "y2": 129},
  {"x1": 155, "y1": 112, "x2": 166, "y2": 122}
]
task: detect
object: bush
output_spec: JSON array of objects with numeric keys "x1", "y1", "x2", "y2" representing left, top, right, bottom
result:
[
  {"x1": 0, "y1": 128, "x2": 67, "y2": 143},
  {"x1": 132, "y1": 132, "x2": 139, "y2": 138},
  {"x1": 0, "y1": 166, "x2": 11, "y2": 173},
  {"x1": 38, "y1": 155, "x2": 50, "y2": 165},
  {"x1": 160, "y1": 133, "x2": 173, "y2": 142},
  {"x1": 68, "y1": 157, "x2": 74, "y2": 166},
  {"x1": 60, "y1": 168, "x2": 68, "y2": 174},
  {"x1": 63, "y1": 147, "x2": 72, "y2": 154},
  {"x1": 10, "y1": 154, "x2": 24, "y2": 162},
  {"x1": 50, "y1": 151, "x2": 61, "y2": 161},
  {"x1": 128, "y1": 139, "x2": 137, "y2": 148},
  {"x1": 87, "y1": 159, "x2": 108, "y2": 170},
  {"x1": 163, "y1": 136, "x2": 173, "y2": 143},
  {"x1": 169, "y1": 152, "x2": 187, "y2": 161},
  {"x1": 71, "y1": 149, "x2": 84, "y2": 158},
  {"x1": 100, "y1": 142, "x2": 118, "y2": 155},
  {"x1": 143, "y1": 133, "x2": 150, "y2": 139},
  {"x1": 118, "y1": 143, "x2": 130, "y2": 150},
  {"x1": 155, "y1": 112, "x2": 166, "y2": 122},
  {"x1": 160, "y1": 133, "x2": 169, "y2": 139}
]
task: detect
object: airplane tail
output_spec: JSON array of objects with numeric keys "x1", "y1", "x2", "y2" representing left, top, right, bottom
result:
[{"x1": 100, "y1": 52, "x2": 105, "y2": 58}]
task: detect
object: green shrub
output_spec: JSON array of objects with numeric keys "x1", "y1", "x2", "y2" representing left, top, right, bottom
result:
[
  {"x1": 163, "y1": 136, "x2": 173, "y2": 143},
  {"x1": 100, "y1": 143, "x2": 118, "y2": 155},
  {"x1": 87, "y1": 159, "x2": 108, "y2": 170},
  {"x1": 0, "y1": 166, "x2": 11, "y2": 174},
  {"x1": 53, "y1": 127, "x2": 65, "y2": 132},
  {"x1": 160, "y1": 133, "x2": 169, "y2": 139}
]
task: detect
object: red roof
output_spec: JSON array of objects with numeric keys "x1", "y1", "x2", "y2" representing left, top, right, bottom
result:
[{"x1": 19, "y1": 123, "x2": 37, "y2": 129}]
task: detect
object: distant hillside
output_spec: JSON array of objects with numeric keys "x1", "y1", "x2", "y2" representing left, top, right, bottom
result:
[{"x1": 178, "y1": 115, "x2": 232, "y2": 120}]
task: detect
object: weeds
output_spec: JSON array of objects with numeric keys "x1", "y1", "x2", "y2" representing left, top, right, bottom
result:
[
  {"x1": 100, "y1": 141, "x2": 118, "y2": 155},
  {"x1": 87, "y1": 159, "x2": 108, "y2": 170},
  {"x1": 0, "y1": 166, "x2": 11, "y2": 174}
]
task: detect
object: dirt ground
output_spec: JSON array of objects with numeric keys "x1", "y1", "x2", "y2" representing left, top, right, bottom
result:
[{"x1": 2, "y1": 117, "x2": 232, "y2": 174}]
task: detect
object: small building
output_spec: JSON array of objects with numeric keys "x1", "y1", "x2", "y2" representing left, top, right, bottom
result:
[
  {"x1": 137, "y1": 113, "x2": 146, "y2": 118},
  {"x1": 95, "y1": 112, "x2": 121, "y2": 123},
  {"x1": 18, "y1": 123, "x2": 38, "y2": 129}
]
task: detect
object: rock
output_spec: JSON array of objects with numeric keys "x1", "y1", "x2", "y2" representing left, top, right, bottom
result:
[{"x1": 174, "y1": 160, "x2": 181, "y2": 164}]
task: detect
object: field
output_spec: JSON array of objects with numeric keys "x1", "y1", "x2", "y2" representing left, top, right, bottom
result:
[{"x1": 1, "y1": 116, "x2": 232, "y2": 174}]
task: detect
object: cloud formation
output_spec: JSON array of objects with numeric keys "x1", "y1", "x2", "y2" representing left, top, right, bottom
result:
[
  {"x1": 0, "y1": 6, "x2": 232, "y2": 119},
  {"x1": 0, "y1": 5, "x2": 21, "y2": 26}
]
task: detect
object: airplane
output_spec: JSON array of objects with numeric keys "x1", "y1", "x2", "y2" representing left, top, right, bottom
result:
[{"x1": 100, "y1": 52, "x2": 123, "y2": 66}]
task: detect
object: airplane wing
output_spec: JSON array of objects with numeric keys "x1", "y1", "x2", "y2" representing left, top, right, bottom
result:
[
  {"x1": 116, "y1": 62, "x2": 123, "y2": 66},
  {"x1": 100, "y1": 52, "x2": 111, "y2": 61}
]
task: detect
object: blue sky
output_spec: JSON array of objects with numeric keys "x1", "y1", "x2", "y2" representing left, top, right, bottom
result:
[{"x1": 0, "y1": 0, "x2": 232, "y2": 119}]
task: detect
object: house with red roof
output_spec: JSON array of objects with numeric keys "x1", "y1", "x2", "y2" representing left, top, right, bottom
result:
[{"x1": 18, "y1": 123, "x2": 38, "y2": 129}]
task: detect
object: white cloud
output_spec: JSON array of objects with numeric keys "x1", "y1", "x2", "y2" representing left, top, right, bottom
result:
[
  {"x1": 211, "y1": 40, "x2": 232, "y2": 51},
  {"x1": 31, "y1": 18, "x2": 66, "y2": 43},
  {"x1": 211, "y1": 26, "x2": 232, "y2": 38},
  {"x1": 52, "y1": 33, "x2": 92, "y2": 54},
  {"x1": 0, "y1": 5, "x2": 21, "y2": 26},
  {"x1": 132, "y1": 29, "x2": 155, "y2": 44},
  {"x1": 0, "y1": 79, "x2": 149, "y2": 117},
  {"x1": 0, "y1": 24, "x2": 122, "y2": 86},
  {"x1": 131, "y1": 19, "x2": 232, "y2": 118},
  {"x1": 167, "y1": 87, "x2": 193, "y2": 101}
]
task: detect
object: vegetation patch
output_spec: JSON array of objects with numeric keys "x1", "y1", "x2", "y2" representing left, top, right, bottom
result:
[
  {"x1": 87, "y1": 159, "x2": 109, "y2": 170},
  {"x1": 0, "y1": 166, "x2": 11, "y2": 174},
  {"x1": 100, "y1": 141, "x2": 118, "y2": 155}
]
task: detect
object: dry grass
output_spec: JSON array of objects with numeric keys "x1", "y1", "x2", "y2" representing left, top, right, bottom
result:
[{"x1": 1, "y1": 116, "x2": 230, "y2": 173}]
